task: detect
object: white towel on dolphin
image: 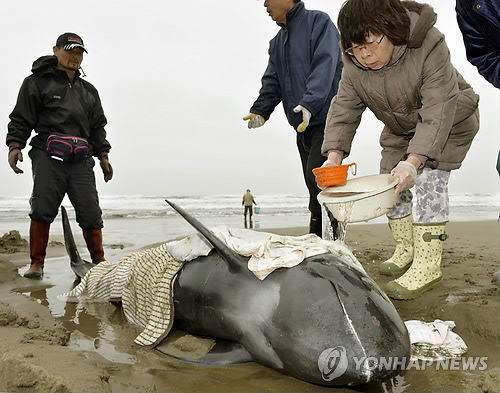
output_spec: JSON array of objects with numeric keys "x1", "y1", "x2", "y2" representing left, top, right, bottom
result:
[{"x1": 166, "y1": 226, "x2": 366, "y2": 280}]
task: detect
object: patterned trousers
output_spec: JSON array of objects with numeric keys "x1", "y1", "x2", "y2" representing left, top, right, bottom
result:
[{"x1": 387, "y1": 168, "x2": 450, "y2": 224}]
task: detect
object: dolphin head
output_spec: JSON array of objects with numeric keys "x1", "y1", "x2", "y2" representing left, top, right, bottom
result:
[{"x1": 265, "y1": 252, "x2": 411, "y2": 386}]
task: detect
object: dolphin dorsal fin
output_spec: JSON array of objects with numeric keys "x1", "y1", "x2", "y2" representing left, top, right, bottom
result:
[{"x1": 165, "y1": 199, "x2": 245, "y2": 272}]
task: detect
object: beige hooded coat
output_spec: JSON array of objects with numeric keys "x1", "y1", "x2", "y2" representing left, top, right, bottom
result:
[{"x1": 321, "y1": 1, "x2": 479, "y2": 172}]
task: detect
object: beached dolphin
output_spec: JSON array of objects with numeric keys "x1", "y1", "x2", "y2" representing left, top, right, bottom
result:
[{"x1": 62, "y1": 202, "x2": 411, "y2": 386}]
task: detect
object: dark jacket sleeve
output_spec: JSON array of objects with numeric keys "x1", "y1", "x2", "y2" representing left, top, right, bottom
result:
[
  {"x1": 299, "y1": 16, "x2": 341, "y2": 116},
  {"x1": 456, "y1": 0, "x2": 500, "y2": 88},
  {"x1": 6, "y1": 76, "x2": 40, "y2": 148},
  {"x1": 249, "y1": 43, "x2": 282, "y2": 120},
  {"x1": 87, "y1": 85, "x2": 111, "y2": 156}
]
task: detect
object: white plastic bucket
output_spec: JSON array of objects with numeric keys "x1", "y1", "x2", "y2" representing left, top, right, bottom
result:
[{"x1": 317, "y1": 174, "x2": 398, "y2": 223}]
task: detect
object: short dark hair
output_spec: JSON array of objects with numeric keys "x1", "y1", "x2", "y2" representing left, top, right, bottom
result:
[{"x1": 338, "y1": 0, "x2": 410, "y2": 50}]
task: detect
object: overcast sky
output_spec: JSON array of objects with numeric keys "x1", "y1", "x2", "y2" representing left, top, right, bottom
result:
[{"x1": 1, "y1": 0, "x2": 498, "y2": 198}]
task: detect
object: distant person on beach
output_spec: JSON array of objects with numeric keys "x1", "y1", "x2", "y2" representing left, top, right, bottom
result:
[
  {"x1": 243, "y1": 0, "x2": 343, "y2": 238},
  {"x1": 321, "y1": 0, "x2": 480, "y2": 299},
  {"x1": 455, "y1": 0, "x2": 500, "y2": 281},
  {"x1": 242, "y1": 189, "x2": 257, "y2": 228},
  {"x1": 6, "y1": 32, "x2": 113, "y2": 279}
]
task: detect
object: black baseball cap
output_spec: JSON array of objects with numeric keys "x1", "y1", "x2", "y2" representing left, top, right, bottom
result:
[{"x1": 55, "y1": 32, "x2": 87, "y2": 53}]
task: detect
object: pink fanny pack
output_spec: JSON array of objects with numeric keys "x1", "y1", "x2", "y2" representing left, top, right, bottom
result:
[{"x1": 46, "y1": 133, "x2": 89, "y2": 162}]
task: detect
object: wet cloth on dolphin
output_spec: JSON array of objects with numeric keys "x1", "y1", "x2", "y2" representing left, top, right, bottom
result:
[
  {"x1": 60, "y1": 243, "x2": 187, "y2": 348},
  {"x1": 404, "y1": 319, "x2": 468, "y2": 361},
  {"x1": 162, "y1": 226, "x2": 365, "y2": 280},
  {"x1": 199, "y1": 226, "x2": 365, "y2": 280}
]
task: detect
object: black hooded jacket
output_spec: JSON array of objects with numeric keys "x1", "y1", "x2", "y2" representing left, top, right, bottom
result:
[{"x1": 6, "y1": 55, "x2": 111, "y2": 156}]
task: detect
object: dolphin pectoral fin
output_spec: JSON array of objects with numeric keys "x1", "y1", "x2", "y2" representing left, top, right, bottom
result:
[
  {"x1": 155, "y1": 332, "x2": 254, "y2": 365},
  {"x1": 61, "y1": 206, "x2": 94, "y2": 279},
  {"x1": 193, "y1": 340, "x2": 254, "y2": 365}
]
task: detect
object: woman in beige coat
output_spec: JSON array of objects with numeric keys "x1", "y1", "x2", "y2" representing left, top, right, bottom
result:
[{"x1": 321, "y1": 0, "x2": 479, "y2": 300}]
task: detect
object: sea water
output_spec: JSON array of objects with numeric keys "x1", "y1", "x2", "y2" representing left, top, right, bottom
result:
[
  {"x1": 0, "y1": 193, "x2": 499, "y2": 249},
  {"x1": 2, "y1": 193, "x2": 498, "y2": 221}
]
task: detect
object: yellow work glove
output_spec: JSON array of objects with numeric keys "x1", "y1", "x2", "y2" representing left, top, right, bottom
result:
[
  {"x1": 243, "y1": 113, "x2": 265, "y2": 129},
  {"x1": 293, "y1": 105, "x2": 311, "y2": 133}
]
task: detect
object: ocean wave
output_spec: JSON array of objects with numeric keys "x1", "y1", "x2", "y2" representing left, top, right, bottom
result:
[{"x1": 1, "y1": 193, "x2": 498, "y2": 221}]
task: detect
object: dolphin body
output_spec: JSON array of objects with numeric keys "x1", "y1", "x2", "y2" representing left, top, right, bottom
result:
[{"x1": 62, "y1": 201, "x2": 411, "y2": 387}]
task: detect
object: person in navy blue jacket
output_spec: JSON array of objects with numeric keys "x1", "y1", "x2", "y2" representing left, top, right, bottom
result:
[
  {"x1": 456, "y1": 0, "x2": 500, "y2": 88},
  {"x1": 243, "y1": 0, "x2": 343, "y2": 237},
  {"x1": 456, "y1": 0, "x2": 500, "y2": 280}
]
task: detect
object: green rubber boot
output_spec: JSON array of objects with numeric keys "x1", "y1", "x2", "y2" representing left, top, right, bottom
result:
[
  {"x1": 379, "y1": 215, "x2": 414, "y2": 276},
  {"x1": 385, "y1": 224, "x2": 447, "y2": 300}
]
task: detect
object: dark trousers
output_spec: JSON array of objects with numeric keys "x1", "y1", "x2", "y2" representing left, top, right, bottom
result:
[
  {"x1": 244, "y1": 206, "x2": 253, "y2": 218},
  {"x1": 29, "y1": 148, "x2": 103, "y2": 229},
  {"x1": 296, "y1": 123, "x2": 327, "y2": 220}
]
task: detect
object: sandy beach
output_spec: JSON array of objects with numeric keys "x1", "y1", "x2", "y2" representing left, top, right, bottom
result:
[{"x1": 0, "y1": 218, "x2": 499, "y2": 393}]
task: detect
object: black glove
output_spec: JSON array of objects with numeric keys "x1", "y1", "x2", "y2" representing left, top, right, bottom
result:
[
  {"x1": 98, "y1": 152, "x2": 113, "y2": 182},
  {"x1": 8, "y1": 144, "x2": 24, "y2": 174}
]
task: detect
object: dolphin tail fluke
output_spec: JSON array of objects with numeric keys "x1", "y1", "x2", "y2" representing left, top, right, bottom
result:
[
  {"x1": 165, "y1": 199, "x2": 245, "y2": 272},
  {"x1": 61, "y1": 206, "x2": 94, "y2": 279}
]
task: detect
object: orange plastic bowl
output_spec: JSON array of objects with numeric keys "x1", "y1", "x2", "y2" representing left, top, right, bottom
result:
[{"x1": 312, "y1": 163, "x2": 357, "y2": 188}]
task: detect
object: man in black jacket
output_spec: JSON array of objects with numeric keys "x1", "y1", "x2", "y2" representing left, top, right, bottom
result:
[{"x1": 6, "y1": 32, "x2": 113, "y2": 278}]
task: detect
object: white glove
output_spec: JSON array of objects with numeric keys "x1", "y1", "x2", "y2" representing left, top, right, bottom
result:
[
  {"x1": 321, "y1": 159, "x2": 338, "y2": 168},
  {"x1": 324, "y1": 151, "x2": 343, "y2": 166},
  {"x1": 293, "y1": 105, "x2": 311, "y2": 133},
  {"x1": 243, "y1": 113, "x2": 265, "y2": 129},
  {"x1": 391, "y1": 161, "x2": 418, "y2": 196}
]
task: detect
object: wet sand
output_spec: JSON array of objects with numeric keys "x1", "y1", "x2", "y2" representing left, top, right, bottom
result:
[{"x1": 0, "y1": 220, "x2": 499, "y2": 393}]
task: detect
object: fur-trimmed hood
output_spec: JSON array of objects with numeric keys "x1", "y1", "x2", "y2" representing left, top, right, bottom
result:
[
  {"x1": 347, "y1": 1, "x2": 437, "y2": 70},
  {"x1": 402, "y1": 1, "x2": 437, "y2": 48},
  {"x1": 322, "y1": 0, "x2": 479, "y2": 173}
]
